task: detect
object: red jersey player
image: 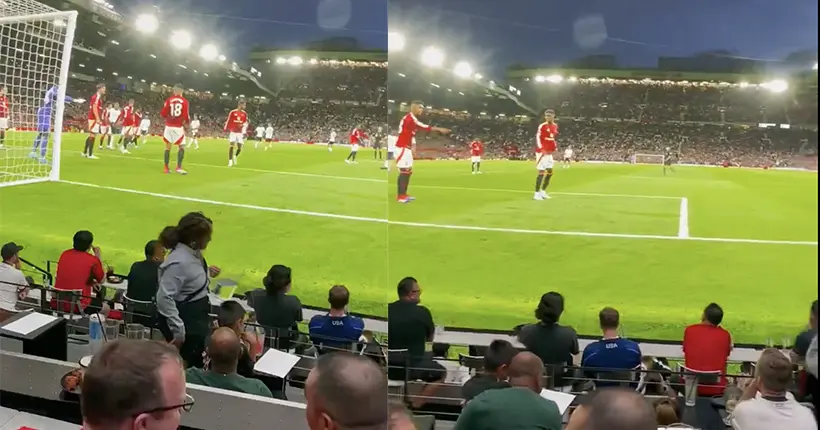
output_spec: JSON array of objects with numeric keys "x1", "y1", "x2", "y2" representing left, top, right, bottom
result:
[
  {"x1": 224, "y1": 99, "x2": 248, "y2": 167},
  {"x1": 0, "y1": 86, "x2": 8, "y2": 149},
  {"x1": 469, "y1": 140, "x2": 484, "y2": 174},
  {"x1": 160, "y1": 84, "x2": 190, "y2": 174},
  {"x1": 82, "y1": 83, "x2": 106, "y2": 159},
  {"x1": 395, "y1": 101, "x2": 450, "y2": 203},
  {"x1": 345, "y1": 126, "x2": 367, "y2": 164},
  {"x1": 534, "y1": 109, "x2": 559, "y2": 200},
  {"x1": 116, "y1": 98, "x2": 136, "y2": 153}
]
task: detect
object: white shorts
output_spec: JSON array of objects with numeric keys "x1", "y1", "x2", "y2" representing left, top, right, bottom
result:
[
  {"x1": 536, "y1": 153, "x2": 555, "y2": 170},
  {"x1": 228, "y1": 132, "x2": 244, "y2": 144},
  {"x1": 163, "y1": 126, "x2": 185, "y2": 145},
  {"x1": 122, "y1": 126, "x2": 135, "y2": 136},
  {"x1": 0, "y1": 118, "x2": 8, "y2": 129},
  {"x1": 88, "y1": 120, "x2": 101, "y2": 134},
  {"x1": 100, "y1": 125, "x2": 110, "y2": 135},
  {"x1": 351, "y1": 144, "x2": 359, "y2": 152},
  {"x1": 395, "y1": 147, "x2": 414, "y2": 169},
  {"x1": 190, "y1": 129, "x2": 198, "y2": 137},
  {"x1": 471, "y1": 156, "x2": 481, "y2": 163}
]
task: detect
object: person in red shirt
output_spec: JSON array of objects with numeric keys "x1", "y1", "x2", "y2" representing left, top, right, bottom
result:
[
  {"x1": 345, "y1": 126, "x2": 367, "y2": 164},
  {"x1": 682, "y1": 303, "x2": 732, "y2": 396},
  {"x1": 160, "y1": 84, "x2": 190, "y2": 174},
  {"x1": 534, "y1": 109, "x2": 558, "y2": 200},
  {"x1": 469, "y1": 140, "x2": 484, "y2": 174},
  {"x1": 224, "y1": 99, "x2": 248, "y2": 167},
  {"x1": 116, "y1": 99, "x2": 136, "y2": 152},
  {"x1": 52, "y1": 230, "x2": 110, "y2": 317},
  {"x1": 0, "y1": 86, "x2": 8, "y2": 149},
  {"x1": 83, "y1": 83, "x2": 106, "y2": 159},
  {"x1": 395, "y1": 101, "x2": 450, "y2": 203}
]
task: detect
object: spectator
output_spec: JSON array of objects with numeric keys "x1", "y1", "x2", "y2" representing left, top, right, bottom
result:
[
  {"x1": 308, "y1": 284, "x2": 365, "y2": 354},
  {"x1": 156, "y1": 212, "x2": 220, "y2": 368},
  {"x1": 517, "y1": 292, "x2": 579, "y2": 391},
  {"x1": 186, "y1": 327, "x2": 272, "y2": 397},
  {"x1": 389, "y1": 403, "x2": 418, "y2": 430},
  {"x1": 731, "y1": 348, "x2": 817, "y2": 430},
  {"x1": 454, "y1": 351, "x2": 562, "y2": 430},
  {"x1": 387, "y1": 276, "x2": 445, "y2": 409},
  {"x1": 304, "y1": 352, "x2": 388, "y2": 430},
  {"x1": 213, "y1": 300, "x2": 260, "y2": 378},
  {"x1": 682, "y1": 302, "x2": 732, "y2": 396},
  {"x1": 125, "y1": 240, "x2": 164, "y2": 327},
  {"x1": 566, "y1": 388, "x2": 658, "y2": 430},
  {"x1": 0, "y1": 242, "x2": 28, "y2": 322},
  {"x1": 653, "y1": 397, "x2": 682, "y2": 426},
  {"x1": 461, "y1": 339, "x2": 519, "y2": 403},
  {"x1": 792, "y1": 300, "x2": 818, "y2": 367},
  {"x1": 52, "y1": 230, "x2": 110, "y2": 317},
  {"x1": 581, "y1": 307, "x2": 642, "y2": 387},
  {"x1": 81, "y1": 339, "x2": 191, "y2": 430},
  {"x1": 248, "y1": 264, "x2": 303, "y2": 351}
]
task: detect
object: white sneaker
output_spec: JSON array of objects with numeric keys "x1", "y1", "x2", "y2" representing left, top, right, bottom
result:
[
  {"x1": 81, "y1": 152, "x2": 87, "y2": 157},
  {"x1": 533, "y1": 192, "x2": 544, "y2": 201},
  {"x1": 121, "y1": 149, "x2": 130, "y2": 154},
  {"x1": 228, "y1": 159, "x2": 234, "y2": 167},
  {"x1": 107, "y1": 145, "x2": 113, "y2": 150},
  {"x1": 542, "y1": 192, "x2": 552, "y2": 199},
  {"x1": 345, "y1": 159, "x2": 351, "y2": 164},
  {"x1": 87, "y1": 155, "x2": 99, "y2": 160},
  {"x1": 233, "y1": 158, "x2": 238, "y2": 166},
  {"x1": 477, "y1": 171, "x2": 483, "y2": 174},
  {"x1": 472, "y1": 171, "x2": 476, "y2": 175}
]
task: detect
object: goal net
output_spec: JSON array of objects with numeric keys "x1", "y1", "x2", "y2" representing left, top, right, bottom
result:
[
  {"x1": 0, "y1": 0, "x2": 77, "y2": 188},
  {"x1": 633, "y1": 153, "x2": 665, "y2": 165}
]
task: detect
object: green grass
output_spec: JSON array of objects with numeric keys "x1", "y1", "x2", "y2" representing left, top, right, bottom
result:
[{"x1": 1, "y1": 132, "x2": 817, "y2": 344}]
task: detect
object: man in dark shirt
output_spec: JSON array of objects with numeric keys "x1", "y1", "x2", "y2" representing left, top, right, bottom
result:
[
  {"x1": 462, "y1": 339, "x2": 519, "y2": 403},
  {"x1": 309, "y1": 285, "x2": 365, "y2": 354},
  {"x1": 247, "y1": 264, "x2": 302, "y2": 351},
  {"x1": 518, "y1": 292, "x2": 580, "y2": 390},
  {"x1": 792, "y1": 301, "x2": 818, "y2": 364},
  {"x1": 581, "y1": 307, "x2": 642, "y2": 388},
  {"x1": 387, "y1": 276, "x2": 445, "y2": 408},
  {"x1": 125, "y1": 240, "x2": 164, "y2": 326}
]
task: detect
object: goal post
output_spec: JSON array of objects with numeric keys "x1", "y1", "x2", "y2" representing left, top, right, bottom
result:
[
  {"x1": 0, "y1": 0, "x2": 78, "y2": 188},
  {"x1": 633, "y1": 153, "x2": 665, "y2": 165}
]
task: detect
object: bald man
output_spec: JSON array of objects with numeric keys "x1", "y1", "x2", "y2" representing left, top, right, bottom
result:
[
  {"x1": 566, "y1": 388, "x2": 657, "y2": 430},
  {"x1": 185, "y1": 327, "x2": 272, "y2": 397},
  {"x1": 455, "y1": 351, "x2": 562, "y2": 430},
  {"x1": 305, "y1": 352, "x2": 388, "y2": 430}
]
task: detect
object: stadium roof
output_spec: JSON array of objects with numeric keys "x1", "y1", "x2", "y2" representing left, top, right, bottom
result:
[{"x1": 250, "y1": 49, "x2": 386, "y2": 63}]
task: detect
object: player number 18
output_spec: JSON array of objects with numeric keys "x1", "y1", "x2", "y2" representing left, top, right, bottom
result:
[{"x1": 170, "y1": 102, "x2": 183, "y2": 117}]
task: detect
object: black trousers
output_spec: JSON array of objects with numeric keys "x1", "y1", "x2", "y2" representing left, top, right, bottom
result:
[{"x1": 158, "y1": 296, "x2": 211, "y2": 368}]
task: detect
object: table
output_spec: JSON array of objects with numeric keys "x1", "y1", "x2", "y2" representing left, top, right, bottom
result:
[
  {"x1": 0, "y1": 412, "x2": 79, "y2": 430},
  {"x1": 0, "y1": 407, "x2": 17, "y2": 429},
  {"x1": 102, "y1": 279, "x2": 128, "y2": 291}
]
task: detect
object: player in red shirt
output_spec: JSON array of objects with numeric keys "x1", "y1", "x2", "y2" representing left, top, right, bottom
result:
[
  {"x1": 345, "y1": 126, "x2": 367, "y2": 164},
  {"x1": 160, "y1": 84, "x2": 190, "y2": 174},
  {"x1": 82, "y1": 83, "x2": 106, "y2": 159},
  {"x1": 469, "y1": 140, "x2": 484, "y2": 174},
  {"x1": 534, "y1": 109, "x2": 558, "y2": 200},
  {"x1": 224, "y1": 99, "x2": 248, "y2": 167},
  {"x1": 395, "y1": 101, "x2": 450, "y2": 203},
  {"x1": 115, "y1": 99, "x2": 136, "y2": 152},
  {"x1": 0, "y1": 86, "x2": 8, "y2": 149}
]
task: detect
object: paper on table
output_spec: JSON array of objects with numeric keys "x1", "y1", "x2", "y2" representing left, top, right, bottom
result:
[
  {"x1": 2, "y1": 312, "x2": 58, "y2": 336},
  {"x1": 253, "y1": 348, "x2": 301, "y2": 378},
  {"x1": 539, "y1": 389, "x2": 576, "y2": 415}
]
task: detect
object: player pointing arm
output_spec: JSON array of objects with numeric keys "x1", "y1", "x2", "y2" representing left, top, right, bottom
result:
[{"x1": 395, "y1": 100, "x2": 450, "y2": 203}]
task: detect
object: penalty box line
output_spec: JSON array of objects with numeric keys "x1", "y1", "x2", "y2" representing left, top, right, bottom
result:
[{"x1": 58, "y1": 180, "x2": 818, "y2": 247}]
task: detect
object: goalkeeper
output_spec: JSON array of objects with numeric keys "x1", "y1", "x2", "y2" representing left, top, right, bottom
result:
[
  {"x1": 28, "y1": 85, "x2": 76, "y2": 164},
  {"x1": 663, "y1": 146, "x2": 677, "y2": 176}
]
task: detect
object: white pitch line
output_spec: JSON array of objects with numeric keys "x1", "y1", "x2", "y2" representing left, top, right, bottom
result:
[
  {"x1": 678, "y1": 198, "x2": 690, "y2": 238},
  {"x1": 58, "y1": 180, "x2": 818, "y2": 246},
  {"x1": 414, "y1": 184, "x2": 682, "y2": 200}
]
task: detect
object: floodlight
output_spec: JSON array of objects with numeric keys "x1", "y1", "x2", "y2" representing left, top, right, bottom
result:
[
  {"x1": 388, "y1": 32, "x2": 405, "y2": 52},
  {"x1": 217, "y1": 54, "x2": 226, "y2": 62},
  {"x1": 199, "y1": 44, "x2": 219, "y2": 61},
  {"x1": 765, "y1": 79, "x2": 788, "y2": 93},
  {"x1": 421, "y1": 47, "x2": 445, "y2": 68},
  {"x1": 813, "y1": 62, "x2": 818, "y2": 71},
  {"x1": 534, "y1": 75, "x2": 546, "y2": 83},
  {"x1": 453, "y1": 61, "x2": 473, "y2": 78},
  {"x1": 170, "y1": 30, "x2": 192, "y2": 49},
  {"x1": 135, "y1": 14, "x2": 158, "y2": 34},
  {"x1": 546, "y1": 74, "x2": 563, "y2": 83},
  {"x1": 288, "y1": 56, "x2": 303, "y2": 66},
  {"x1": 275, "y1": 57, "x2": 287, "y2": 65}
]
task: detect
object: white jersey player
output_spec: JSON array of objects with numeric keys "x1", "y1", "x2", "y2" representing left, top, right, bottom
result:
[
  {"x1": 189, "y1": 116, "x2": 201, "y2": 149},
  {"x1": 562, "y1": 146, "x2": 573, "y2": 168},
  {"x1": 328, "y1": 130, "x2": 337, "y2": 152},
  {"x1": 254, "y1": 125, "x2": 265, "y2": 148},
  {"x1": 383, "y1": 135, "x2": 397, "y2": 170},
  {"x1": 264, "y1": 124, "x2": 274, "y2": 150},
  {"x1": 139, "y1": 116, "x2": 151, "y2": 145},
  {"x1": 105, "y1": 103, "x2": 121, "y2": 149}
]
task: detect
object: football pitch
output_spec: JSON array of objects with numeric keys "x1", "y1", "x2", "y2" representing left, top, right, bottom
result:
[{"x1": 0, "y1": 132, "x2": 817, "y2": 344}]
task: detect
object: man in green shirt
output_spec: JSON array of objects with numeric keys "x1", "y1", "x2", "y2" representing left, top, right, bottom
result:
[
  {"x1": 185, "y1": 327, "x2": 272, "y2": 397},
  {"x1": 455, "y1": 351, "x2": 563, "y2": 430}
]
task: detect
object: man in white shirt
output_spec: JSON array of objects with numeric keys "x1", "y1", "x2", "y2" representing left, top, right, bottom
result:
[
  {"x1": 0, "y1": 242, "x2": 29, "y2": 322},
  {"x1": 731, "y1": 348, "x2": 817, "y2": 430},
  {"x1": 189, "y1": 115, "x2": 200, "y2": 149},
  {"x1": 139, "y1": 116, "x2": 151, "y2": 145},
  {"x1": 254, "y1": 125, "x2": 265, "y2": 148},
  {"x1": 264, "y1": 124, "x2": 274, "y2": 151}
]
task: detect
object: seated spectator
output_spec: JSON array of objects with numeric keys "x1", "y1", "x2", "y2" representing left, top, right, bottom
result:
[
  {"x1": 125, "y1": 240, "x2": 164, "y2": 326},
  {"x1": 517, "y1": 292, "x2": 579, "y2": 391},
  {"x1": 731, "y1": 348, "x2": 817, "y2": 430},
  {"x1": 186, "y1": 327, "x2": 272, "y2": 397},
  {"x1": 791, "y1": 301, "x2": 817, "y2": 366},
  {"x1": 581, "y1": 307, "x2": 642, "y2": 387},
  {"x1": 212, "y1": 300, "x2": 260, "y2": 378},
  {"x1": 81, "y1": 339, "x2": 190, "y2": 430},
  {"x1": 52, "y1": 230, "x2": 110, "y2": 317},
  {"x1": 682, "y1": 302, "x2": 732, "y2": 396},
  {"x1": 454, "y1": 351, "x2": 562, "y2": 430},
  {"x1": 566, "y1": 388, "x2": 658, "y2": 430},
  {"x1": 461, "y1": 339, "x2": 519, "y2": 403},
  {"x1": 389, "y1": 402, "x2": 417, "y2": 430},
  {"x1": 431, "y1": 342, "x2": 469, "y2": 384},
  {"x1": 248, "y1": 264, "x2": 303, "y2": 350},
  {"x1": 308, "y1": 285, "x2": 365, "y2": 354},
  {"x1": 305, "y1": 353, "x2": 388, "y2": 430},
  {"x1": 0, "y1": 242, "x2": 29, "y2": 322},
  {"x1": 653, "y1": 397, "x2": 681, "y2": 426},
  {"x1": 387, "y1": 276, "x2": 445, "y2": 409}
]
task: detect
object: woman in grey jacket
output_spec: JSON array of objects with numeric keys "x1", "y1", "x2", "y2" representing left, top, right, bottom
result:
[{"x1": 156, "y1": 212, "x2": 221, "y2": 368}]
